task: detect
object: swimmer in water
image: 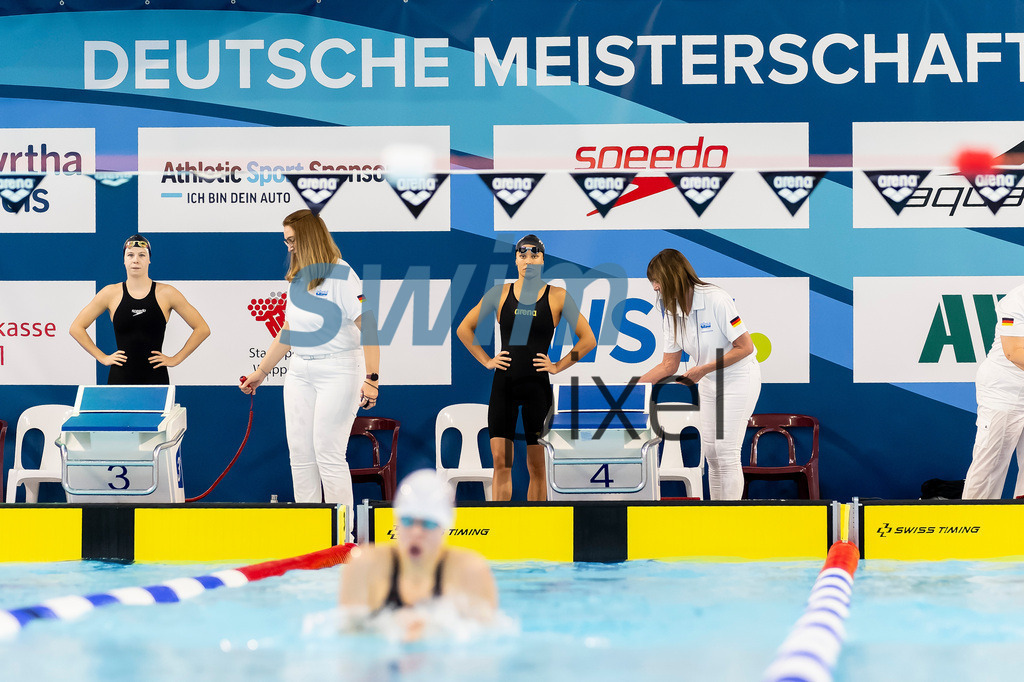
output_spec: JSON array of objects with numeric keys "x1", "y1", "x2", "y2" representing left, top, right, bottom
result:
[{"x1": 339, "y1": 469, "x2": 497, "y2": 640}]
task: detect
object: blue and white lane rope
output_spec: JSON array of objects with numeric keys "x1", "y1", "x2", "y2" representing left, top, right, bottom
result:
[
  {"x1": 0, "y1": 543, "x2": 355, "y2": 640},
  {"x1": 761, "y1": 540, "x2": 859, "y2": 682}
]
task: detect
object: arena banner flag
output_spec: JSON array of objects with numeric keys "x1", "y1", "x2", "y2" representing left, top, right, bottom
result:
[
  {"x1": 492, "y1": 123, "x2": 810, "y2": 230},
  {"x1": 854, "y1": 121, "x2": 1024, "y2": 228}
]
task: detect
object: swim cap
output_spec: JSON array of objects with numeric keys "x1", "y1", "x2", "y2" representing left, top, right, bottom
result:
[
  {"x1": 394, "y1": 469, "x2": 455, "y2": 529},
  {"x1": 123, "y1": 234, "x2": 151, "y2": 255},
  {"x1": 515, "y1": 233, "x2": 544, "y2": 253}
]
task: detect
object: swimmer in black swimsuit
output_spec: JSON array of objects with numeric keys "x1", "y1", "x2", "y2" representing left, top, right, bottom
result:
[
  {"x1": 457, "y1": 235, "x2": 596, "y2": 501},
  {"x1": 70, "y1": 234, "x2": 210, "y2": 384},
  {"x1": 340, "y1": 470, "x2": 496, "y2": 640}
]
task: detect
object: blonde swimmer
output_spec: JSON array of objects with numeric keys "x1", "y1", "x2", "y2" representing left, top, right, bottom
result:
[{"x1": 339, "y1": 470, "x2": 497, "y2": 641}]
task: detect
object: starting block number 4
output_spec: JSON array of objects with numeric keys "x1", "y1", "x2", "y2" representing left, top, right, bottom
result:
[{"x1": 552, "y1": 459, "x2": 645, "y2": 494}]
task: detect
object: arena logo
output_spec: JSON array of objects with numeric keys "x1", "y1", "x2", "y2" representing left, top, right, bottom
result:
[
  {"x1": 863, "y1": 170, "x2": 931, "y2": 215},
  {"x1": 570, "y1": 172, "x2": 637, "y2": 217},
  {"x1": 0, "y1": 175, "x2": 45, "y2": 213},
  {"x1": 876, "y1": 522, "x2": 980, "y2": 538},
  {"x1": 919, "y1": 293, "x2": 1005, "y2": 364},
  {"x1": 480, "y1": 173, "x2": 545, "y2": 218},
  {"x1": 285, "y1": 173, "x2": 349, "y2": 214},
  {"x1": 760, "y1": 172, "x2": 827, "y2": 216},
  {"x1": 92, "y1": 172, "x2": 133, "y2": 188},
  {"x1": 963, "y1": 170, "x2": 1024, "y2": 215},
  {"x1": 385, "y1": 173, "x2": 450, "y2": 218},
  {"x1": 667, "y1": 172, "x2": 733, "y2": 217}
]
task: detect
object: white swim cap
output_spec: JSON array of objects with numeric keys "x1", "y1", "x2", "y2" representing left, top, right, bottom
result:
[{"x1": 394, "y1": 469, "x2": 455, "y2": 529}]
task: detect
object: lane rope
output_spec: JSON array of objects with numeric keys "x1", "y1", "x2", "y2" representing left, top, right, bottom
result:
[
  {"x1": 0, "y1": 543, "x2": 355, "y2": 640},
  {"x1": 761, "y1": 540, "x2": 860, "y2": 682}
]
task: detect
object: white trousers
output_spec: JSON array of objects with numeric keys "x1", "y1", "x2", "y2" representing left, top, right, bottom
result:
[
  {"x1": 698, "y1": 361, "x2": 762, "y2": 500},
  {"x1": 283, "y1": 351, "x2": 363, "y2": 507},
  {"x1": 962, "y1": 404, "x2": 1024, "y2": 499}
]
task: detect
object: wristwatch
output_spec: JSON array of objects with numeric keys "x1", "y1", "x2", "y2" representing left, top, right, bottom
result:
[{"x1": 366, "y1": 373, "x2": 379, "y2": 381}]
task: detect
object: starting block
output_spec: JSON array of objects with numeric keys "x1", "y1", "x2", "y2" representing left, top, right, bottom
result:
[
  {"x1": 58, "y1": 385, "x2": 187, "y2": 503},
  {"x1": 541, "y1": 383, "x2": 659, "y2": 501}
]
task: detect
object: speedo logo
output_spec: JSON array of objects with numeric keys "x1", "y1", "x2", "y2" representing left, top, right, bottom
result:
[{"x1": 574, "y1": 138, "x2": 729, "y2": 170}]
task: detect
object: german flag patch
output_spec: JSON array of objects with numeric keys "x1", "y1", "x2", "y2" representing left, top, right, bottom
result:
[
  {"x1": 357, "y1": 294, "x2": 365, "y2": 303},
  {"x1": 1003, "y1": 317, "x2": 1014, "y2": 327},
  {"x1": 730, "y1": 316, "x2": 742, "y2": 328}
]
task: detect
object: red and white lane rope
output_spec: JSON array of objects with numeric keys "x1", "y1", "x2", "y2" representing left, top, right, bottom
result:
[
  {"x1": 0, "y1": 543, "x2": 355, "y2": 640},
  {"x1": 761, "y1": 541, "x2": 860, "y2": 682}
]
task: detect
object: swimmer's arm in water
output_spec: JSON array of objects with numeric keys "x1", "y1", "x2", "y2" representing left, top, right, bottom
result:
[
  {"x1": 337, "y1": 545, "x2": 388, "y2": 630},
  {"x1": 445, "y1": 548, "x2": 499, "y2": 619}
]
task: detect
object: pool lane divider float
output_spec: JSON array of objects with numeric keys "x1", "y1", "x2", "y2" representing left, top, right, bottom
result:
[
  {"x1": 761, "y1": 540, "x2": 859, "y2": 682},
  {"x1": 0, "y1": 543, "x2": 356, "y2": 640}
]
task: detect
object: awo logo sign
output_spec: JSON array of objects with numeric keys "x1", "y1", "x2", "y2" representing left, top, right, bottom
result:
[
  {"x1": 248, "y1": 291, "x2": 287, "y2": 337},
  {"x1": 760, "y1": 172, "x2": 826, "y2": 216},
  {"x1": 919, "y1": 293, "x2": 1006, "y2": 365},
  {"x1": 863, "y1": 171, "x2": 931, "y2": 215},
  {"x1": 480, "y1": 173, "x2": 544, "y2": 218},
  {"x1": 667, "y1": 172, "x2": 733, "y2": 217},
  {"x1": 386, "y1": 174, "x2": 449, "y2": 218},
  {"x1": 0, "y1": 176, "x2": 44, "y2": 213},
  {"x1": 286, "y1": 174, "x2": 348, "y2": 215},
  {"x1": 570, "y1": 172, "x2": 636, "y2": 217}
]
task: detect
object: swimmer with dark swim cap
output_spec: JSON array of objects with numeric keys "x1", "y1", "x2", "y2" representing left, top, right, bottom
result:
[{"x1": 339, "y1": 469, "x2": 497, "y2": 639}]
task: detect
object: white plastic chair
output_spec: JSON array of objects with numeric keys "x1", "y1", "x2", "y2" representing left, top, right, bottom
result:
[
  {"x1": 6, "y1": 404, "x2": 72, "y2": 503},
  {"x1": 654, "y1": 404, "x2": 705, "y2": 500},
  {"x1": 435, "y1": 403, "x2": 493, "y2": 501}
]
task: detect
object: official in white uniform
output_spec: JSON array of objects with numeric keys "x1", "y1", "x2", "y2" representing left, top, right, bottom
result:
[
  {"x1": 963, "y1": 282, "x2": 1024, "y2": 499},
  {"x1": 640, "y1": 249, "x2": 761, "y2": 500},
  {"x1": 241, "y1": 210, "x2": 380, "y2": 508}
]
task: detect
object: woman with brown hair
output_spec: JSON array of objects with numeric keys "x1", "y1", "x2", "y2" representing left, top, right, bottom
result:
[
  {"x1": 639, "y1": 248, "x2": 760, "y2": 500},
  {"x1": 240, "y1": 210, "x2": 379, "y2": 507}
]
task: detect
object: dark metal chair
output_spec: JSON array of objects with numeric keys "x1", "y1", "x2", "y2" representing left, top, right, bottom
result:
[
  {"x1": 742, "y1": 414, "x2": 820, "y2": 500},
  {"x1": 349, "y1": 416, "x2": 400, "y2": 500}
]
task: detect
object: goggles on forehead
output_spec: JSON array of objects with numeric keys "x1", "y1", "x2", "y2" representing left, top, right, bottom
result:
[
  {"x1": 124, "y1": 239, "x2": 150, "y2": 250},
  {"x1": 517, "y1": 245, "x2": 543, "y2": 255}
]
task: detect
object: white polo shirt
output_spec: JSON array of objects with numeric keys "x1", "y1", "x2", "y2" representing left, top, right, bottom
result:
[
  {"x1": 662, "y1": 284, "x2": 755, "y2": 374},
  {"x1": 285, "y1": 259, "x2": 364, "y2": 355},
  {"x1": 977, "y1": 282, "x2": 1024, "y2": 410}
]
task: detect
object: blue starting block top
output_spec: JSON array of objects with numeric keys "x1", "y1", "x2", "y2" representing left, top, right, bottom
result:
[
  {"x1": 549, "y1": 411, "x2": 649, "y2": 431},
  {"x1": 62, "y1": 412, "x2": 166, "y2": 432},
  {"x1": 555, "y1": 384, "x2": 648, "y2": 412},
  {"x1": 78, "y1": 385, "x2": 173, "y2": 413}
]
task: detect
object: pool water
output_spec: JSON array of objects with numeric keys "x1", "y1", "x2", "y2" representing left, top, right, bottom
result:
[{"x1": 2, "y1": 559, "x2": 1023, "y2": 681}]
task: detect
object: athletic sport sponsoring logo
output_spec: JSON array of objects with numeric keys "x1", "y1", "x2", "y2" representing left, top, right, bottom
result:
[
  {"x1": 0, "y1": 128, "x2": 96, "y2": 233},
  {"x1": 163, "y1": 279, "x2": 451, "y2": 386},
  {"x1": 138, "y1": 126, "x2": 450, "y2": 232},
  {"x1": 853, "y1": 276, "x2": 1022, "y2": 382},
  {"x1": 492, "y1": 123, "x2": 810, "y2": 230},
  {"x1": 0, "y1": 281, "x2": 96, "y2": 385},
  {"x1": 854, "y1": 122, "x2": 1024, "y2": 227}
]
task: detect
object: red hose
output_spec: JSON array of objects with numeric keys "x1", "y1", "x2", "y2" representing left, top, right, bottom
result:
[{"x1": 185, "y1": 392, "x2": 254, "y2": 503}]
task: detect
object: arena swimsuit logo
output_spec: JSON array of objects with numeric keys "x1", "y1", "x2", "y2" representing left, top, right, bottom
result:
[
  {"x1": 667, "y1": 172, "x2": 733, "y2": 217},
  {"x1": 285, "y1": 173, "x2": 349, "y2": 215},
  {"x1": 570, "y1": 172, "x2": 637, "y2": 217},
  {"x1": 863, "y1": 171, "x2": 932, "y2": 215}
]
